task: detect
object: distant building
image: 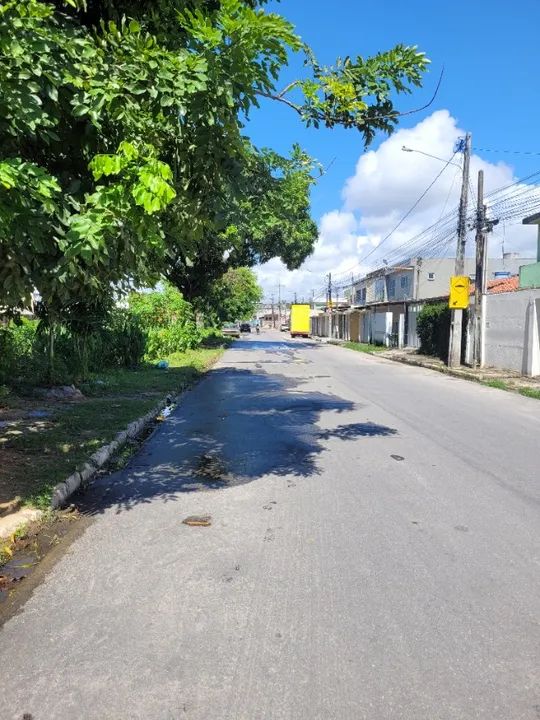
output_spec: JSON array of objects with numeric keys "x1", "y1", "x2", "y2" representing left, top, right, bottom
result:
[
  {"x1": 351, "y1": 255, "x2": 536, "y2": 307},
  {"x1": 520, "y1": 213, "x2": 540, "y2": 288}
]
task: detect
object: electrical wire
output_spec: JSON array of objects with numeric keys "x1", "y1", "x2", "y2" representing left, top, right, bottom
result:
[
  {"x1": 473, "y1": 147, "x2": 540, "y2": 157},
  {"x1": 313, "y1": 166, "x2": 540, "y2": 299},
  {"x1": 328, "y1": 151, "x2": 460, "y2": 283}
]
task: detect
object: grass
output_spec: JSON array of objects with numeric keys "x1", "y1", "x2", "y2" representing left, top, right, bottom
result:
[
  {"x1": 518, "y1": 386, "x2": 540, "y2": 400},
  {"x1": 342, "y1": 341, "x2": 387, "y2": 354},
  {"x1": 482, "y1": 379, "x2": 510, "y2": 391},
  {"x1": 0, "y1": 346, "x2": 227, "y2": 509},
  {"x1": 480, "y1": 379, "x2": 540, "y2": 400}
]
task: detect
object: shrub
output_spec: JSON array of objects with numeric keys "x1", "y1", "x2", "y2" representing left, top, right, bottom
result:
[
  {"x1": 0, "y1": 320, "x2": 40, "y2": 384},
  {"x1": 100, "y1": 310, "x2": 146, "y2": 368},
  {"x1": 145, "y1": 321, "x2": 201, "y2": 360},
  {"x1": 416, "y1": 303, "x2": 451, "y2": 361},
  {"x1": 0, "y1": 310, "x2": 147, "y2": 387},
  {"x1": 0, "y1": 286, "x2": 202, "y2": 388},
  {"x1": 128, "y1": 284, "x2": 201, "y2": 360},
  {"x1": 417, "y1": 302, "x2": 468, "y2": 362}
]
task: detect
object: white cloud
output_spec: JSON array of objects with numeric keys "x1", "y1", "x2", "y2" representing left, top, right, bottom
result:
[{"x1": 256, "y1": 109, "x2": 538, "y2": 300}]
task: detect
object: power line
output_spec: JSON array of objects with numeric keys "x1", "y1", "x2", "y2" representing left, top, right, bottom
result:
[
  {"x1": 317, "y1": 165, "x2": 540, "y2": 298},
  {"x1": 329, "y1": 151, "x2": 460, "y2": 283},
  {"x1": 473, "y1": 147, "x2": 540, "y2": 157}
]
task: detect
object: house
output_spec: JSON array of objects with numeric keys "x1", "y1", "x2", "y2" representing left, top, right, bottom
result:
[
  {"x1": 312, "y1": 254, "x2": 536, "y2": 348},
  {"x1": 520, "y1": 213, "x2": 540, "y2": 288},
  {"x1": 351, "y1": 255, "x2": 536, "y2": 307}
]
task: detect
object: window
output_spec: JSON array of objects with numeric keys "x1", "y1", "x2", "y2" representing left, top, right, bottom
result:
[
  {"x1": 400, "y1": 276, "x2": 410, "y2": 291},
  {"x1": 428, "y1": 272, "x2": 435, "y2": 281},
  {"x1": 388, "y1": 278, "x2": 396, "y2": 298},
  {"x1": 374, "y1": 278, "x2": 385, "y2": 302},
  {"x1": 355, "y1": 287, "x2": 366, "y2": 305}
]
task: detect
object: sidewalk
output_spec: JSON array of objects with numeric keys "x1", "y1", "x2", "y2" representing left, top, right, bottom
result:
[{"x1": 378, "y1": 348, "x2": 540, "y2": 396}]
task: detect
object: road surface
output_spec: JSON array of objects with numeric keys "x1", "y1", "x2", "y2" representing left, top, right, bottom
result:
[{"x1": 1, "y1": 333, "x2": 539, "y2": 720}]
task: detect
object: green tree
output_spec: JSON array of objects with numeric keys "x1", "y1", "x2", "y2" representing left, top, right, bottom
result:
[
  {"x1": 0, "y1": 0, "x2": 429, "y2": 318},
  {"x1": 203, "y1": 267, "x2": 263, "y2": 324},
  {"x1": 166, "y1": 145, "x2": 318, "y2": 300}
]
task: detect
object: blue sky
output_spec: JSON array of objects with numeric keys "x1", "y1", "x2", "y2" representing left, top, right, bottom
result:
[{"x1": 245, "y1": 0, "x2": 540, "y2": 300}]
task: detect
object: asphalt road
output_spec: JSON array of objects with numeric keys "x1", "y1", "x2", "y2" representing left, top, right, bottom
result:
[{"x1": 1, "y1": 333, "x2": 539, "y2": 720}]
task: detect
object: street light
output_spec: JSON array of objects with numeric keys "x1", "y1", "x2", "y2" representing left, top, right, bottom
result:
[{"x1": 401, "y1": 145, "x2": 462, "y2": 170}]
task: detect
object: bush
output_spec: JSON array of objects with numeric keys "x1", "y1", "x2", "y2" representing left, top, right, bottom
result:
[
  {"x1": 0, "y1": 320, "x2": 39, "y2": 384},
  {"x1": 100, "y1": 310, "x2": 146, "y2": 368},
  {"x1": 0, "y1": 310, "x2": 147, "y2": 387},
  {"x1": 417, "y1": 302, "x2": 468, "y2": 362},
  {"x1": 145, "y1": 321, "x2": 201, "y2": 359},
  {"x1": 128, "y1": 284, "x2": 201, "y2": 360},
  {"x1": 417, "y1": 303, "x2": 451, "y2": 360},
  {"x1": 0, "y1": 286, "x2": 202, "y2": 388}
]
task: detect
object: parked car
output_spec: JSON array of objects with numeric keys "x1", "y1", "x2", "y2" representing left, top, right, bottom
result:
[
  {"x1": 280, "y1": 322, "x2": 290, "y2": 332},
  {"x1": 222, "y1": 322, "x2": 240, "y2": 338},
  {"x1": 239, "y1": 322, "x2": 251, "y2": 333}
]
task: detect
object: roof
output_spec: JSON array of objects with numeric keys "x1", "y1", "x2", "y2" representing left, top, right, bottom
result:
[
  {"x1": 469, "y1": 275, "x2": 519, "y2": 295},
  {"x1": 523, "y1": 212, "x2": 540, "y2": 225}
]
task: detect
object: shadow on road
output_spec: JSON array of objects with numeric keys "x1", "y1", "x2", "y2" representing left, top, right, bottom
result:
[{"x1": 79, "y1": 366, "x2": 397, "y2": 515}]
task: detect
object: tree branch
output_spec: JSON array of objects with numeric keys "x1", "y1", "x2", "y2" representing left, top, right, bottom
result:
[
  {"x1": 277, "y1": 80, "x2": 300, "y2": 99},
  {"x1": 257, "y1": 67, "x2": 444, "y2": 128},
  {"x1": 374, "y1": 66, "x2": 445, "y2": 120},
  {"x1": 256, "y1": 90, "x2": 303, "y2": 113}
]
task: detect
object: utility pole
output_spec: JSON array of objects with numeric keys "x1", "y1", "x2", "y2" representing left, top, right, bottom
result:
[
  {"x1": 448, "y1": 133, "x2": 471, "y2": 368},
  {"x1": 472, "y1": 169, "x2": 498, "y2": 368},
  {"x1": 270, "y1": 294, "x2": 275, "y2": 329},
  {"x1": 277, "y1": 281, "x2": 282, "y2": 323},
  {"x1": 310, "y1": 289, "x2": 315, "y2": 308},
  {"x1": 294, "y1": 291, "x2": 297, "y2": 304},
  {"x1": 473, "y1": 170, "x2": 486, "y2": 368},
  {"x1": 327, "y1": 272, "x2": 333, "y2": 338}
]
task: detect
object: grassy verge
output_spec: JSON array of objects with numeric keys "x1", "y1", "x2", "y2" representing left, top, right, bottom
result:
[
  {"x1": 342, "y1": 341, "x2": 387, "y2": 354},
  {"x1": 0, "y1": 345, "x2": 227, "y2": 509},
  {"x1": 518, "y1": 386, "x2": 540, "y2": 400},
  {"x1": 481, "y1": 379, "x2": 540, "y2": 400},
  {"x1": 482, "y1": 379, "x2": 510, "y2": 391}
]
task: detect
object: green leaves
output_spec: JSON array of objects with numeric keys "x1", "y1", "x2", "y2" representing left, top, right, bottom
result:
[
  {"x1": 204, "y1": 267, "x2": 263, "y2": 324},
  {"x1": 0, "y1": 0, "x2": 428, "y2": 324}
]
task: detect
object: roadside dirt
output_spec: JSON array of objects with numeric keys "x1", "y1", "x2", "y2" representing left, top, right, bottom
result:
[{"x1": 0, "y1": 510, "x2": 93, "y2": 628}]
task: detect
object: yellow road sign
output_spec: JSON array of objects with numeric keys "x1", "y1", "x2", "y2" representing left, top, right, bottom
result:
[{"x1": 449, "y1": 275, "x2": 470, "y2": 309}]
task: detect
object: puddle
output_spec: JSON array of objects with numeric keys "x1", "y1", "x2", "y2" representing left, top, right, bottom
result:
[{"x1": 0, "y1": 552, "x2": 39, "y2": 602}]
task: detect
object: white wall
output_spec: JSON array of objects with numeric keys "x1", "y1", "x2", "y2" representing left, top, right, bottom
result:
[
  {"x1": 372, "y1": 312, "x2": 393, "y2": 346},
  {"x1": 484, "y1": 289, "x2": 540, "y2": 376}
]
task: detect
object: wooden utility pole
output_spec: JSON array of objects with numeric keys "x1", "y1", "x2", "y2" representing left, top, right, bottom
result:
[
  {"x1": 473, "y1": 170, "x2": 486, "y2": 368},
  {"x1": 277, "y1": 281, "x2": 281, "y2": 323},
  {"x1": 270, "y1": 294, "x2": 275, "y2": 328},
  {"x1": 448, "y1": 133, "x2": 471, "y2": 367},
  {"x1": 327, "y1": 272, "x2": 333, "y2": 338}
]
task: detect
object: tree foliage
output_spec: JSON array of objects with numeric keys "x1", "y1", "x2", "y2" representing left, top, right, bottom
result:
[
  {"x1": 203, "y1": 267, "x2": 262, "y2": 323},
  {"x1": 0, "y1": 0, "x2": 429, "y2": 319},
  {"x1": 128, "y1": 283, "x2": 201, "y2": 356}
]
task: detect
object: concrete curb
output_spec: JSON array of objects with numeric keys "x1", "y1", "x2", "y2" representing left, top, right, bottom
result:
[
  {"x1": 50, "y1": 394, "x2": 173, "y2": 510},
  {"x1": 0, "y1": 508, "x2": 44, "y2": 542},
  {"x1": 377, "y1": 352, "x2": 535, "y2": 387},
  {"x1": 379, "y1": 353, "x2": 469, "y2": 379}
]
